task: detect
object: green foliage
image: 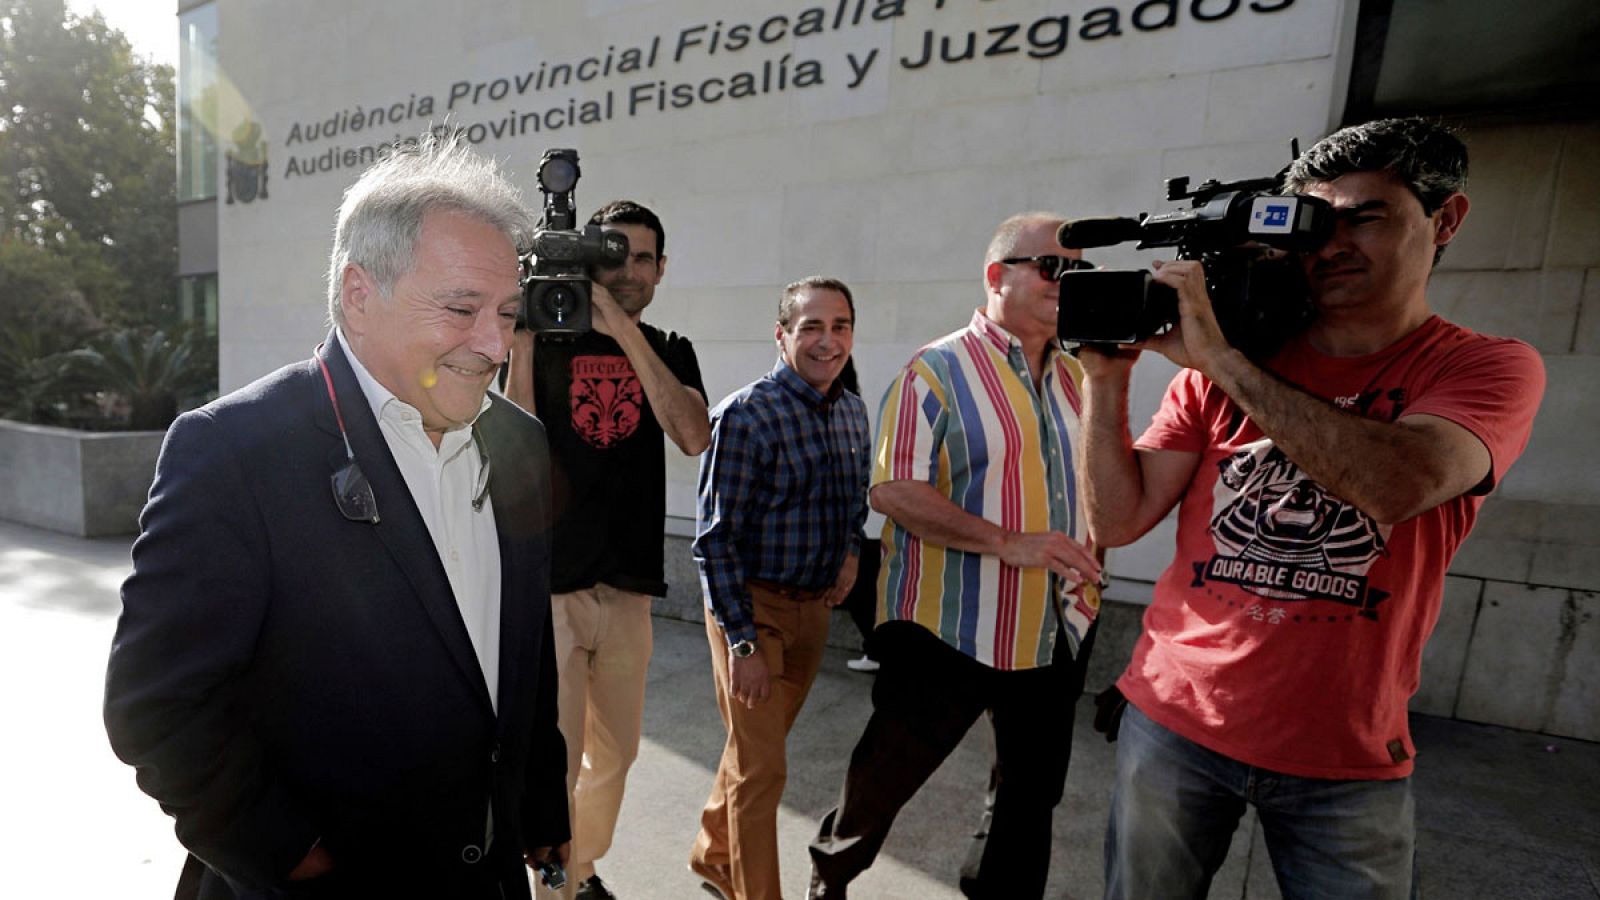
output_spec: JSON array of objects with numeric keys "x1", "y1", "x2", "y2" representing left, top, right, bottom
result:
[
  {"x1": 0, "y1": 235, "x2": 98, "y2": 422},
  {"x1": 0, "y1": 0, "x2": 199, "y2": 429},
  {"x1": 0, "y1": 321, "x2": 77, "y2": 423},
  {"x1": 59, "y1": 326, "x2": 216, "y2": 430},
  {"x1": 0, "y1": 0, "x2": 178, "y2": 327},
  {"x1": 0, "y1": 234, "x2": 98, "y2": 332}
]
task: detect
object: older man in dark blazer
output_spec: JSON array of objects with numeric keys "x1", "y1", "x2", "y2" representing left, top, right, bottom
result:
[{"x1": 104, "y1": 132, "x2": 568, "y2": 899}]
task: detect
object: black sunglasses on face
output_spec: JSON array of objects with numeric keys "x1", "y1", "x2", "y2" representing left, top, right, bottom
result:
[{"x1": 1000, "y1": 255, "x2": 1095, "y2": 280}]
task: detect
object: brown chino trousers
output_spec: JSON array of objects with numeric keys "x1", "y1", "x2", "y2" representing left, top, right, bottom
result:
[{"x1": 691, "y1": 581, "x2": 833, "y2": 900}]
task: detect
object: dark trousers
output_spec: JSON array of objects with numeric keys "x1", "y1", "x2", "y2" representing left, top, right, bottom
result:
[
  {"x1": 842, "y1": 538, "x2": 883, "y2": 657},
  {"x1": 182, "y1": 844, "x2": 527, "y2": 900},
  {"x1": 809, "y1": 619, "x2": 1097, "y2": 899}
]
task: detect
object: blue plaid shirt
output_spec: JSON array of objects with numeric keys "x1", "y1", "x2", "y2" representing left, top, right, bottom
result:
[{"x1": 694, "y1": 361, "x2": 871, "y2": 647}]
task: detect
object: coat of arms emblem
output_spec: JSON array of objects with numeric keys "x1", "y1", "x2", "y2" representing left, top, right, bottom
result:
[{"x1": 226, "y1": 120, "x2": 269, "y2": 204}]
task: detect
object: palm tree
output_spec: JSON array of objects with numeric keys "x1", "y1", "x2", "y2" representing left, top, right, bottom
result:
[
  {"x1": 60, "y1": 327, "x2": 215, "y2": 429},
  {"x1": 0, "y1": 323, "x2": 78, "y2": 423}
]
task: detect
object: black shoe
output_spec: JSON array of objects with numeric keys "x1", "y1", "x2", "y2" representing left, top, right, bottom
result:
[
  {"x1": 574, "y1": 874, "x2": 618, "y2": 900},
  {"x1": 807, "y1": 867, "x2": 847, "y2": 900}
]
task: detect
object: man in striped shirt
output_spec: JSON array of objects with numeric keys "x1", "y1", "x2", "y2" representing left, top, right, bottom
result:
[
  {"x1": 808, "y1": 214, "x2": 1103, "y2": 900},
  {"x1": 690, "y1": 277, "x2": 872, "y2": 900}
]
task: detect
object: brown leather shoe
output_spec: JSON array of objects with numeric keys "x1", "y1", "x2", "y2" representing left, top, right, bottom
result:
[{"x1": 688, "y1": 859, "x2": 734, "y2": 900}]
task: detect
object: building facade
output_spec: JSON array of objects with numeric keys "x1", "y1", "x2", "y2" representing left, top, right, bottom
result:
[{"x1": 178, "y1": 0, "x2": 1600, "y2": 742}]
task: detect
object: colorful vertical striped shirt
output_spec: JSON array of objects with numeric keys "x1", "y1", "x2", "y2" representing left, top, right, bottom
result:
[{"x1": 874, "y1": 309, "x2": 1098, "y2": 670}]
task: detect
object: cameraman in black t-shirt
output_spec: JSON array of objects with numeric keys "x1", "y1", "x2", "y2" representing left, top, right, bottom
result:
[{"x1": 506, "y1": 200, "x2": 710, "y2": 900}]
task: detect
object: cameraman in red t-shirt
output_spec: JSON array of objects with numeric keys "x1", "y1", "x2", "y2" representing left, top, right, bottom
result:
[{"x1": 1080, "y1": 118, "x2": 1545, "y2": 899}]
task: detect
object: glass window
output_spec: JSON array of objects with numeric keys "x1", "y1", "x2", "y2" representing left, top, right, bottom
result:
[
  {"x1": 178, "y1": 4, "x2": 218, "y2": 202},
  {"x1": 178, "y1": 274, "x2": 218, "y2": 336}
]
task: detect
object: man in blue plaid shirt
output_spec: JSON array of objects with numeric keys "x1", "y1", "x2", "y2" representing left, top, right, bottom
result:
[{"x1": 688, "y1": 276, "x2": 871, "y2": 900}]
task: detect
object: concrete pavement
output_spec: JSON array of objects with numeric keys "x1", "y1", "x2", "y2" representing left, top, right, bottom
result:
[{"x1": 2, "y1": 518, "x2": 1596, "y2": 899}]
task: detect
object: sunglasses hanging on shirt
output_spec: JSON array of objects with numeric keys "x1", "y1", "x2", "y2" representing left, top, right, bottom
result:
[
  {"x1": 315, "y1": 345, "x2": 492, "y2": 525},
  {"x1": 318, "y1": 348, "x2": 381, "y2": 525}
]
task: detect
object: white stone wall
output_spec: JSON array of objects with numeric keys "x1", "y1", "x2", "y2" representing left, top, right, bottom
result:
[
  {"x1": 210, "y1": 0, "x2": 1599, "y2": 739},
  {"x1": 1430, "y1": 121, "x2": 1599, "y2": 505},
  {"x1": 0, "y1": 421, "x2": 164, "y2": 537},
  {"x1": 1405, "y1": 121, "x2": 1600, "y2": 742},
  {"x1": 214, "y1": 0, "x2": 1352, "y2": 522}
]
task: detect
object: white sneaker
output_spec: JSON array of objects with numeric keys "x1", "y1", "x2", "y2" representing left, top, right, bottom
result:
[{"x1": 846, "y1": 654, "x2": 880, "y2": 673}]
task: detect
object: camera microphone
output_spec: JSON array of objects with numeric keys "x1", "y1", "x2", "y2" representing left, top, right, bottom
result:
[{"x1": 1056, "y1": 216, "x2": 1144, "y2": 249}]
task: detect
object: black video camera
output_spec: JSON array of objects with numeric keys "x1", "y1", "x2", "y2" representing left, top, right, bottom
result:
[
  {"x1": 1056, "y1": 170, "x2": 1334, "y2": 358},
  {"x1": 519, "y1": 149, "x2": 628, "y2": 335}
]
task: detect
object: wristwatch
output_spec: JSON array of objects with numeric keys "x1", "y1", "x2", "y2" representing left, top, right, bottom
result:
[{"x1": 729, "y1": 639, "x2": 757, "y2": 658}]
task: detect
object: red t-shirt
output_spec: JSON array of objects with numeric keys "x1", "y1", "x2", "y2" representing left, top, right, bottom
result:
[{"x1": 1119, "y1": 316, "x2": 1545, "y2": 779}]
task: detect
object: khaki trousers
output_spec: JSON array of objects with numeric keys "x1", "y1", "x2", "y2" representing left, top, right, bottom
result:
[
  {"x1": 539, "y1": 584, "x2": 654, "y2": 898},
  {"x1": 691, "y1": 582, "x2": 832, "y2": 900}
]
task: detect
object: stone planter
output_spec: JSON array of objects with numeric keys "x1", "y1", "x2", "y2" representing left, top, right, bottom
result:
[{"x1": 0, "y1": 418, "x2": 165, "y2": 537}]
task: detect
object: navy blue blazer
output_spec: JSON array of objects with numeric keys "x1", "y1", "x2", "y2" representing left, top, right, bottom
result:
[{"x1": 104, "y1": 336, "x2": 568, "y2": 899}]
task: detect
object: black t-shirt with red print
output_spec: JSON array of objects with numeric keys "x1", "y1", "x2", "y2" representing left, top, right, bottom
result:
[{"x1": 534, "y1": 324, "x2": 706, "y2": 595}]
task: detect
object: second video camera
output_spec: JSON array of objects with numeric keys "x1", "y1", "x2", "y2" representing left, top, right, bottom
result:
[
  {"x1": 520, "y1": 149, "x2": 628, "y2": 336},
  {"x1": 1057, "y1": 169, "x2": 1334, "y2": 358}
]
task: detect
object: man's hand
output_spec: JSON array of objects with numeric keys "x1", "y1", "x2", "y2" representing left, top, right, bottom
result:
[
  {"x1": 588, "y1": 282, "x2": 631, "y2": 339},
  {"x1": 1145, "y1": 258, "x2": 1232, "y2": 375},
  {"x1": 873, "y1": 481, "x2": 1104, "y2": 582},
  {"x1": 584, "y1": 279, "x2": 711, "y2": 455},
  {"x1": 822, "y1": 551, "x2": 860, "y2": 608},
  {"x1": 525, "y1": 842, "x2": 572, "y2": 883},
  {"x1": 996, "y1": 530, "x2": 1101, "y2": 588},
  {"x1": 729, "y1": 650, "x2": 771, "y2": 709},
  {"x1": 1076, "y1": 342, "x2": 1142, "y2": 380},
  {"x1": 287, "y1": 844, "x2": 334, "y2": 881}
]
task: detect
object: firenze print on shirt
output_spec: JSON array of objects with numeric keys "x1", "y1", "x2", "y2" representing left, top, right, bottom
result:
[
  {"x1": 533, "y1": 326, "x2": 706, "y2": 595},
  {"x1": 570, "y1": 355, "x2": 644, "y2": 449}
]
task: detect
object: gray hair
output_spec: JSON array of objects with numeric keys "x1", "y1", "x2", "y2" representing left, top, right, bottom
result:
[
  {"x1": 984, "y1": 212, "x2": 1064, "y2": 265},
  {"x1": 326, "y1": 129, "x2": 532, "y2": 326}
]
